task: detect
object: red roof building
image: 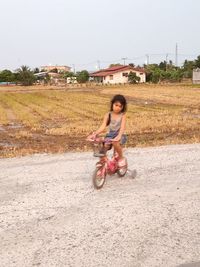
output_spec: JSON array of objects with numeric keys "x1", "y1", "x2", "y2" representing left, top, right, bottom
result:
[{"x1": 90, "y1": 65, "x2": 146, "y2": 84}]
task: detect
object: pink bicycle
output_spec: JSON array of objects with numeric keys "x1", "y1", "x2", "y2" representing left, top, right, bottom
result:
[{"x1": 87, "y1": 135, "x2": 128, "y2": 189}]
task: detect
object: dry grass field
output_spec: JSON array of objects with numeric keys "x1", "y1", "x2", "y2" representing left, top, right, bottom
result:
[{"x1": 0, "y1": 84, "x2": 200, "y2": 158}]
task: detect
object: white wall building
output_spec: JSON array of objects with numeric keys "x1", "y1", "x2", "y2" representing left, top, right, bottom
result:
[
  {"x1": 193, "y1": 68, "x2": 200, "y2": 84},
  {"x1": 90, "y1": 65, "x2": 146, "y2": 84}
]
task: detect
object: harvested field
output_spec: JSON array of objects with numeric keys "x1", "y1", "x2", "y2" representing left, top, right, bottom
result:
[{"x1": 0, "y1": 84, "x2": 200, "y2": 158}]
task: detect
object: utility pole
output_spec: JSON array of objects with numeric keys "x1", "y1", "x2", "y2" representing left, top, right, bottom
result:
[
  {"x1": 72, "y1": 64, "x2": 76, "y2": 74},
  {"x1": 145, "y1": 54, "x2": 149, "y2": 65},
  {"x1": 97, "y1": 60, "x2": 101, "y2": 70},
  {"x1": 175, "y1": 43, "x2": 178, "y2": 67},
  {"x1": 166, "y1": 53, "x2": 168, "y2": 71},
  {"x1": 121, "y1": 57, "x2": 128, "y2": 66}
]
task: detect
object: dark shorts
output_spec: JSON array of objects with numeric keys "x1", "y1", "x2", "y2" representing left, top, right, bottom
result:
[{"x1": 105, "y1": 131, "x2": 127, "y2": 145}]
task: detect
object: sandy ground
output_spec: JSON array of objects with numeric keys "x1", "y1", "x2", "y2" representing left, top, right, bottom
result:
[{"x1": 0, "y1": 144, "x2": 200, "y2": 267}]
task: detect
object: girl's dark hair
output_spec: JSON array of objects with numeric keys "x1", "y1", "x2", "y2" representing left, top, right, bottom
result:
[{"x1": 110, "y1": 94, "x2": 127, "y2": 113}]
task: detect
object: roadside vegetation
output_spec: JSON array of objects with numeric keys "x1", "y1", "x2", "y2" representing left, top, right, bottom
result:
[{"x1": 1, "y1": 55, "x2": 200, "y2": 86}]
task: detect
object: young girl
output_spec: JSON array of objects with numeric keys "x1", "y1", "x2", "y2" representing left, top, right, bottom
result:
[{"x1": 90, "y1": 94, "x2": 127, "y2": 167}]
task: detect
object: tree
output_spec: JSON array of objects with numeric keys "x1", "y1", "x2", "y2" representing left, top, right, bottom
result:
[
  {"x1": 168, "y1": 69, "x2": 184, "y2": 82},
  {"x1": 145, "y1": 64, "x2": 160, "y2": 83},
  {"x1": 76, "y1": 70, "x2": 89, "y2": 83},
  {"x1": 0, "y1": 70, "x2": 15, "y2": 82},
  {"x1": 62, "y1": 71, "x2": 76, "y2": 84},
  {"x1": 194, "y1": 55, "x2": 200, "y2": 68},
  {"x1": 109, "y1": 64, "x2": 121, "y2": 67},
  {"x1": 144, "y1": 61, "x2": 185, "y2": 83},
  {"x1": 182, "y1": 60, "x2": 194, "y2": 78},
  {"x1": 128, "y1": 71, "x2": 140, "y2": 84},
  {"x1": 168, "y1": 60, "x2": 174, "y2": 69},
  {"x1": 33, "y1": 67, "x2": 40, "y2": 74},
  {"x1": 151, "y1": 68, "x2": 162, "y2": 83},
  {"x1": 16, "y1": 65, "x2": 36, "y2": 86},
  {"x1": 129, "y1": 63, "x2": 135, "y2": 67},
  {"x1": 50, "y1": 68, "x2": 58, "y2": 73},
  {"x1": 62, "y1": 71, "x2": 75, "y2": 79},
  {"x1": 159, "y1": 61, "x2": 167, "y2": 71}
]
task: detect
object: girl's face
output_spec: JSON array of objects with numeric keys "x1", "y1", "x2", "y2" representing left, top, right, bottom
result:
[{"x1": 113, "y1": 101, "x2": 123, "y2": 113}]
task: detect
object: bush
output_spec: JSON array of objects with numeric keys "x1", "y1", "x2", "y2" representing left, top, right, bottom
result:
[
  {"x1": 128, "y1": 71, "x2": 140, "y2": 84},
  {"x1": 76, "y1": 70, "x2": 89, "y2": 83}
]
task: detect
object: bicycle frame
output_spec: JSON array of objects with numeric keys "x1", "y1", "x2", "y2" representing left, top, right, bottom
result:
[{"x1": 96, "y1": 154, "x2": 119, "y2": 176}]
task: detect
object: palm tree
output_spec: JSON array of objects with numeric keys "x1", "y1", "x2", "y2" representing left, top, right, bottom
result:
[{"x1": 16, "y1": 65, "x2": 36, "y2": 86}]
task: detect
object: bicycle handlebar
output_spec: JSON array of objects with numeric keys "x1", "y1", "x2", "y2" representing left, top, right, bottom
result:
[{"x1": 86, "y1": 136, "x2": 104, "y2": 143}]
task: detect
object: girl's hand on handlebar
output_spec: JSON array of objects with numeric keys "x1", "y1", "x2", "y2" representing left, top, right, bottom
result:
[{"x1": 86, "y1": 132, "x2": 97, "y2": 141}]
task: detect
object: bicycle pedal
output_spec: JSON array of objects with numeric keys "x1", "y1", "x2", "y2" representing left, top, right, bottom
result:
[{"x1": 94, "y1": 152, "x2": 106, "y2": 157}]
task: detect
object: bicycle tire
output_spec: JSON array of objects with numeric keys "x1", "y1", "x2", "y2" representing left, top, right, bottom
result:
[
  {"x1": 92, "y1": 167, "x2": 106, "y2": 189},
  {"x1": 117, "y1": 158, "x2": 128, "y2": 177}
]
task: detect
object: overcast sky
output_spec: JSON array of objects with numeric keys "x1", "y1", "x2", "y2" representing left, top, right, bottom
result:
[{"x1": 0, "y1": 0, "x2": 200, "y2": 71}]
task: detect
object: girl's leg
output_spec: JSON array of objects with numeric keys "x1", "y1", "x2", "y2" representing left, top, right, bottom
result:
[
  {"x1": 112, "y1": 141, "x2": 126, "y2": 167},
  {"x1": 112, "y1": 141, "x2": 123, "y2": 159}
]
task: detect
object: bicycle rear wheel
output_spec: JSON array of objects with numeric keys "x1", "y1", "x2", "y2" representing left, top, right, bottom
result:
[{"x1": 92, "y1": 167, "x2": 106, "y2": 189}]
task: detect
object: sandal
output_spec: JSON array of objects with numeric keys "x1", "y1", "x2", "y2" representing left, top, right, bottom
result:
[{"x1": 118, "y1": 158, "x2": 126, "y2": 168}]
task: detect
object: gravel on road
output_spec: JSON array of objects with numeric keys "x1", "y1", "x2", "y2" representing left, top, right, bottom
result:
[{"x1": 0, "y1": 144, "x2": 200, "y2": 267}]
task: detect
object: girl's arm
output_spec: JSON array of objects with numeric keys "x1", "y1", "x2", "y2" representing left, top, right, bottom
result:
[
  {"x1": 94, "y1": 113, "x2": 109, "y2": 135},
  {"x1": 112, "y1": 113, "x2": 126, "y2": 141}
]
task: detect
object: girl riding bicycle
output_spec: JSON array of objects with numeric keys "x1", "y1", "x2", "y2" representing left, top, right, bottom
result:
[{"x1": 88, "y1": 94, "x2": 127, "y2": 167}]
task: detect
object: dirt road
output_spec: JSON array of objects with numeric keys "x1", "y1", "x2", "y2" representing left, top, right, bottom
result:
[{"x1": 0, "y1": 144, "x2": 200, "y2": 267}]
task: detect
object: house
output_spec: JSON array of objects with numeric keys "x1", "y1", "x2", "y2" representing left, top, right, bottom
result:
[
  {"x1": 193, "y1": 68, "x2": 200, "y2": 84},
  {"x1": 90, "y1": 65, "x2": 146, "y2": 84},
  {"x1": 39, "y1": 65, "x2": 72, "y2": 85},
  {"x1": 34, "y1": 71, "x2": 64, "y2": 85},
  {"x1": 40, "y1": 65, "x2": 71, "y2": 73}
]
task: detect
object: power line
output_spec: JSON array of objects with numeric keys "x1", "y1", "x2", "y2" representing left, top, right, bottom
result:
[
  {"x1": 67, "y1": 52, "x2": 199, "y2": 71},
  {"x1": 127, "y1": 55, "x2": 146, "y2": 61},
  {"x1": 101, "y1": 58, "x2": 122, "y2": 63}
]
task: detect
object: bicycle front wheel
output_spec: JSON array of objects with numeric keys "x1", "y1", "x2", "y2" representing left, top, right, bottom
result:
[
  {"x1": 117, "y1": 158, "x2": 128, "y2": 177},
  {"x1": 92, "y1": 167, "x2": 106, "y2": 189}
]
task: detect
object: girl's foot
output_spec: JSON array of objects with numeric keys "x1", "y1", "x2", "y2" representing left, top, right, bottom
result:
[{"x1": 118, "y1": 157, "x2": 126, "y2": 168}]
